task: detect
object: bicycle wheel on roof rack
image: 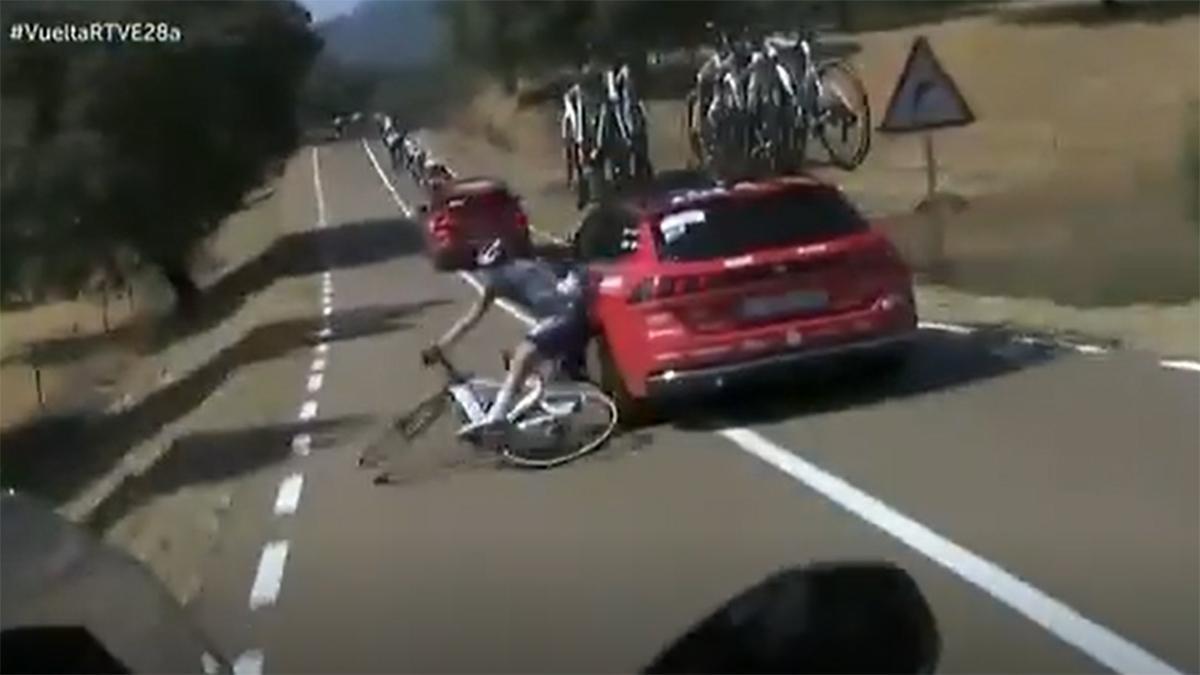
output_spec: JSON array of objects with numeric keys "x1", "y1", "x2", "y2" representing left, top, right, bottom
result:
[
  {"x1": 498, "y1": 382, "x2": 618, "y2": 469},
  {"x1": 815, "y1": 60, "x2": 871, "y2": 170}
]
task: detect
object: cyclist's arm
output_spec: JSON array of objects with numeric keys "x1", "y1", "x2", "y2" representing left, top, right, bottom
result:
[{"x1": 435, "y1": 284, "x2": 495, "y2": 350}]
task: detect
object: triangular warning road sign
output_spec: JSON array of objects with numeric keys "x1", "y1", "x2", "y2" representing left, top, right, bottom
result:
[{"x1": 879, "y1": 36, "x2": 975, "y2": 133}]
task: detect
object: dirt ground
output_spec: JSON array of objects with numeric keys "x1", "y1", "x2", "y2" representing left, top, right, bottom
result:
[
  {"x1": 0, "y1": 165, "x2": 305, "y2": 600},
  {"x1": 424, "y1": 0, "x2": 1198, "y2": 357},
  {"x1": 0, "y1": 185, "x2": 283, "y2": 432}
]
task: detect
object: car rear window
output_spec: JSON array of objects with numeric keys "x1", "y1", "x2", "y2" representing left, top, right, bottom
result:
[
  {"x1": 653, "y1": 188, "x2": 868, "y2": 262},
  {"x1": 447, "y1": 190, "x2": 513, "y2": 211}
]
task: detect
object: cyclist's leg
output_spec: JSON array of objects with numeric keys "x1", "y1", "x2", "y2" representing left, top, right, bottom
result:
[{"x1": 457, "y1": 338, "x2": 542, "y2": 436}]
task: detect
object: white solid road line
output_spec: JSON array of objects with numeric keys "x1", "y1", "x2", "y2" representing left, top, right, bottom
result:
[
  {"x1": 291, "y1": 433, "x2": 312, "y2": 456},
  {"x1": 918, "y1": 320, "x2": 975, "y2": 335},
  {"x1": 457, "y1": 266, "x2": 537, "y2": 324},
  {"x1": 306, "y1": 373, "x2": 324, "y2": 393},
  {"x1": 362, "y1": 139, "x2": 411, "y2": 216},
  {"x1": 720, "y1": 428, "x2": 1181, "y2": 675},
  {"x1": 273, "y1": 473, "x2": 304, "y2": 516},
  {"x1": 1160, "y1": 359, "x2": 1200, "y2": 373},
  {"x1": 359, "y1": 139, "x2": 1183, "y2": 674},
  {"x1": 232, "y1": 650, "x2": 264, "y2": 675},
  {"x1": 249, "y1": 541, "x2": 290, "y2": 610},
  {"x1": 298, "y1": 400, "x2": 318, "y2": 421}
]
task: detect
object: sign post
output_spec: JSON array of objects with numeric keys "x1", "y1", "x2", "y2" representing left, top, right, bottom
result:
[
  {"x1": 878, "y1": 36, "x2": 975, "y2": 271},
  {"x1": 923, "y1": 133, "x2": 938, "y2": 200}
]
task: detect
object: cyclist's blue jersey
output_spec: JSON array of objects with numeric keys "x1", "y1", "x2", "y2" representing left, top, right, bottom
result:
[{"x1": 479, "y1": 259, "x2": 587, "y2": 319}]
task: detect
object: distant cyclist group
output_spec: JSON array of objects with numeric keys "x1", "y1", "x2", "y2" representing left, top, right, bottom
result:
[{"x1": 375, "y1": 113, "x2": 453, "y2": 190}]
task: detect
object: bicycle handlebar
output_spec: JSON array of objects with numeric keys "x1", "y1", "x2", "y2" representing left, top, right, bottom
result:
[{"x1": 425, "y1": 347, "x2": 466, "y2": 383}]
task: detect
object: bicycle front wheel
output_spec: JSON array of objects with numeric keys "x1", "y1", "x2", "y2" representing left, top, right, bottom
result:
[
  {"x1": 500, "y1": 383, "x2": 618, "y2": 469},
  {"x1": 815, "y1": 61, "x2": 871, "y2": 170}
]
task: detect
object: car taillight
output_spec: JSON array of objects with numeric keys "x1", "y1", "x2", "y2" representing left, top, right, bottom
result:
[
  {"x1": 430, "y1": 212, "x2": 452, "y2": 233},
  {"x1": 514, "y1": 209, "x2": 529, "y2": 229}
]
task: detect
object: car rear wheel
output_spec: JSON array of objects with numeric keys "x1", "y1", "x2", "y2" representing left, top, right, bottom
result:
[{"x1": 588, "y1": 337, "x2": 654, "y2": 428}]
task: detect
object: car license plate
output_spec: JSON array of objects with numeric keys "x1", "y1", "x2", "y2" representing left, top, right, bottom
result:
[{"x1": 740, "y1": 290, "x2": 828, "y2": 320}]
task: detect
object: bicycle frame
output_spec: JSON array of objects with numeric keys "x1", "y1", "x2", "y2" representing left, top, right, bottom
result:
[
  {"x1": 561, "y1": 85, "x2": 588, "y2": 147},
  {"x1": 435, "y1": 352, "x2": 582, "y2": 436}
]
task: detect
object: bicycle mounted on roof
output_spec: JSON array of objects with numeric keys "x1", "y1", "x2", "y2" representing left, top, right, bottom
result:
[
  {"x1": 686, "y1": 22, "x2": 871, "y2": 178},
  {"x1": 561, "y1": 52, "x2": 654, "y2": 209}
]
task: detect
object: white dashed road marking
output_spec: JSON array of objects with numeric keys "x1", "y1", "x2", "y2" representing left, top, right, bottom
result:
[
  {"x1": 242, "y1": 145, "x2": 333, "y2": 668},
  {"x1": 298, "y1": 400, "x2": 318, "y2": 421},
  {"x1": 360, "y1": 139, "x2": 1185, "y2": 675},
  {"x1": 233, "y1": 650, "x2": 264, "y2": 675},
  {"x1": 249, "y1": 541, "x2": 290, "y2": 609},
  {"x1": 307, "y1": 373, "x2": 324, "y2": 393},
  {"x1": 1161, "y1": 359, "x2": 1200, "y2": 373},
  {"x1": 291, "y1": 433, "x2": 312, "y2": 457},
  {"x1": 273, "y1": 474, "x2": 304, "y2": 516},
  {"x1": 312, "y1": 148, "x2": 327, "y2": 228}
]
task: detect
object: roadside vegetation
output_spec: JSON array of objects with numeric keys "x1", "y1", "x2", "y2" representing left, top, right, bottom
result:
[{"x1": 1, "y1": 0, "x2": 320, "y2": 314}]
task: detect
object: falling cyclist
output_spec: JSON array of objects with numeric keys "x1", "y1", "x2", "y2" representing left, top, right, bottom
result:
[{"x1": 420, "y1": 239, "x2": 592, "y2": 437}]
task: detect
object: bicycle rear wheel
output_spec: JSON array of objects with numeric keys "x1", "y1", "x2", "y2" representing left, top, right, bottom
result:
[
  {"x1": 815, "y1": 61, "x2": 871, "y2": 170},
  {"x1": 499, "y1": 383, "x2": 618, "y2": 469}
]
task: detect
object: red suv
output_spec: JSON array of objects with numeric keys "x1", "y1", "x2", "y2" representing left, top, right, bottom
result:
[
  {"x1": 572, "y1": 175, "x2": 917, "y2": 418},
  {"x1": 421, "y1": 177, "x2": 532, "y2": 270}
]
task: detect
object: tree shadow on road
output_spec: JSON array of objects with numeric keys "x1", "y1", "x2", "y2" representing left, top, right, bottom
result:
[
  {"x1": 12, "y1": 216, "x2": 427, "y2": 368},
  {"x1": 668, "y1": 325, "x2": 1069, "y2": 432},
  {"x1": 85, "y1": 415, "x2": 368, "y2": 533},
  {"x1": 0, "y1": 299, "x2": 443, "y2": 507}
]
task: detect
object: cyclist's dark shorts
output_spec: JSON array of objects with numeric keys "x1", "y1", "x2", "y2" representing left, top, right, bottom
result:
[{"x1": 527, "y1": 309, "x2": 588, "y2": 361}]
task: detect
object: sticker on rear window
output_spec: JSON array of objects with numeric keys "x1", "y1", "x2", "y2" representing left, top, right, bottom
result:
[
  {"x1": 659, "y1": 209, "x2": 706, "y2": 243},
  {"x1": 669, "y1": 188, "x2": 726, "y2": 205}
]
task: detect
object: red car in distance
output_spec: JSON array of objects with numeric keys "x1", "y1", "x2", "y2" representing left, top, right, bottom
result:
[
  {"x1": 421, "y1": 177, "x2": 532, "y2": 270},
  {"x1": 571, "y1": 175, "x2": 917, "y2": 419}
]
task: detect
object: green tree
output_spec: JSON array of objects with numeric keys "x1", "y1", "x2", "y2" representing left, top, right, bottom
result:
[{"x1": 1, "y1": 1, "x2": 320, "y2": 312}]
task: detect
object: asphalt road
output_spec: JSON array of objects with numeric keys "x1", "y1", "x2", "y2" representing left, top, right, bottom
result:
[{"x1": 192, "y1": 139, "x2": 1199, "y2": 674}]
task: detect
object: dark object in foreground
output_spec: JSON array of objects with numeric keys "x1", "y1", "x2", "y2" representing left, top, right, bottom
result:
[
  {"x1": 1, "y1": 492, "x2": 230, "y2": 674},
  {"x1": 644, "y1": 561, "x2": 940, "y2": 674}
]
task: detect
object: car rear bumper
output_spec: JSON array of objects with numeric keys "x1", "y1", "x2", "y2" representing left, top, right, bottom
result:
[{"x1": 644, "y1": 329, "x2": 916, "y2": 399}]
